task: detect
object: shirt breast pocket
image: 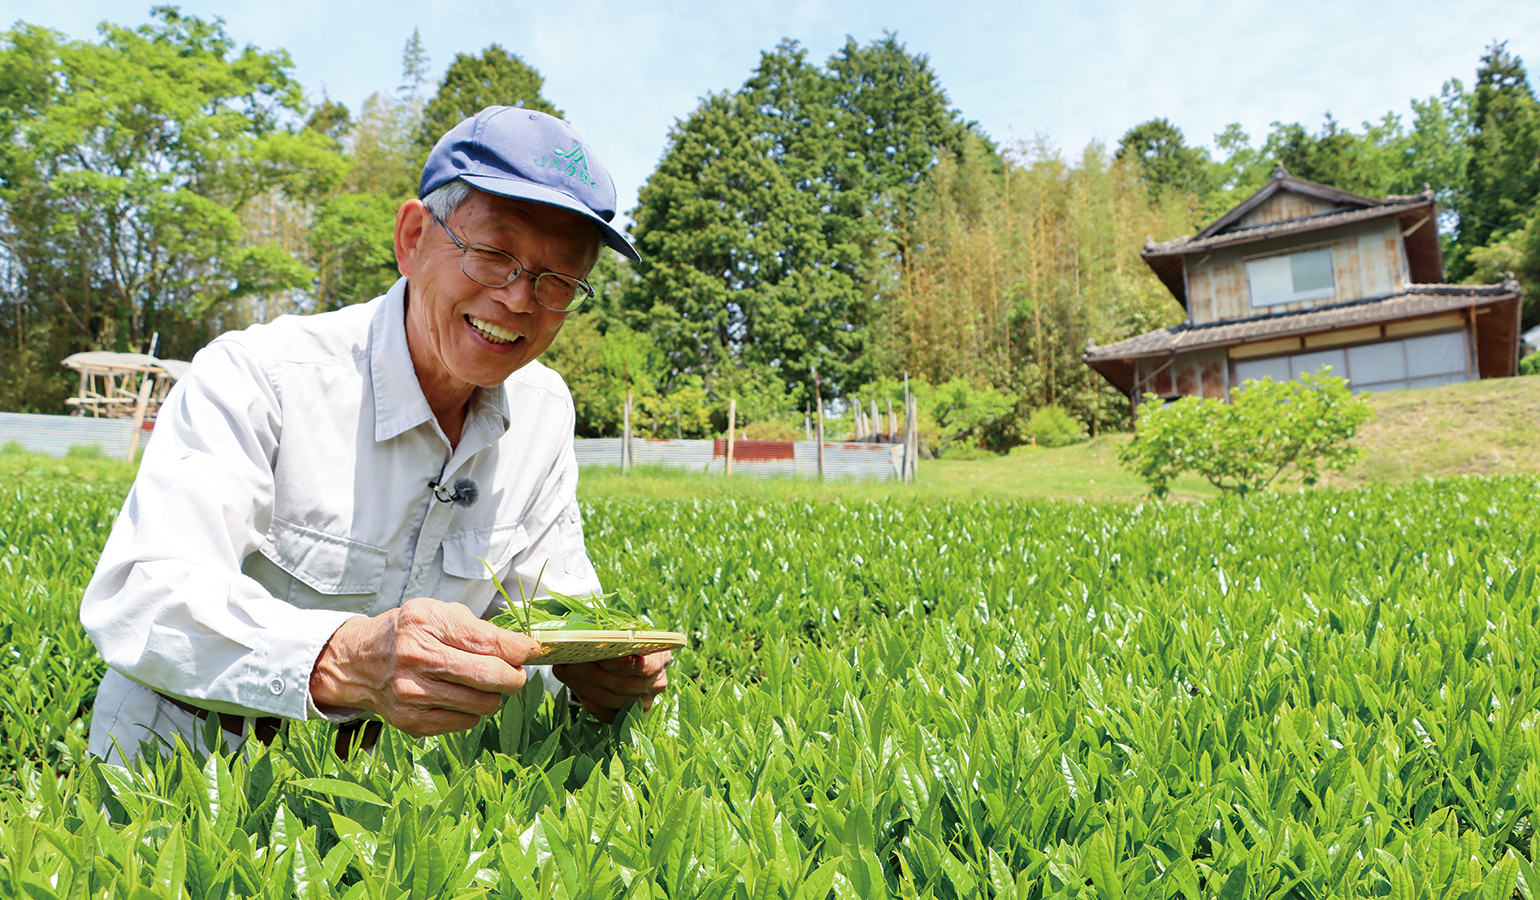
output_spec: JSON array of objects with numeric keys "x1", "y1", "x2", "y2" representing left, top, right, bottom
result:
[
  {"x1": 249, "y1": 516, "x2": 388, "y2": 610},
  {"x1": 439, "y1": 523, "x2": 529, "y2": 617}
]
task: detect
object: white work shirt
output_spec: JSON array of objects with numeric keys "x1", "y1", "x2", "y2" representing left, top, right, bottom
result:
[{"x1": 82, "y1": 278, "x2": 600, "y2": 763}]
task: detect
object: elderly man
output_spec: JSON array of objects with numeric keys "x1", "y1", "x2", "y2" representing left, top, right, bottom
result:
[{"x1": 82, "y1": 107, "x2": 669, "y2": 765}]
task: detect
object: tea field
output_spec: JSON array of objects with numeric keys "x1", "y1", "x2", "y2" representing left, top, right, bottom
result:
[{"x1": 3, "y1": 468, "x2": 1540, "y2": 898}]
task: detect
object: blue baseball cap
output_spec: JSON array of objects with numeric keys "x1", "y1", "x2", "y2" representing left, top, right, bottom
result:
[{"x1": 419, "y1": 106, "x2": 639, "y2": 262}]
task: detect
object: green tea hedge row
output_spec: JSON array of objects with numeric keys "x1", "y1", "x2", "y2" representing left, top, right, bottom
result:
[{"x1": 2, "y1": 473, "x2": 1539, "y2": 898}]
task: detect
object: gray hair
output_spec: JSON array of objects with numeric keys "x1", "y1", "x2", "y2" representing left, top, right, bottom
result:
[{"x1": 421, "y1": 180, "x2": 473, "y2": 221}]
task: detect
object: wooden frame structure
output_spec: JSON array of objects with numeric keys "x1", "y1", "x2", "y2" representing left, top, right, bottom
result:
[{"x1": 61, "y1": 351, "x2": 190, "y2": 421}]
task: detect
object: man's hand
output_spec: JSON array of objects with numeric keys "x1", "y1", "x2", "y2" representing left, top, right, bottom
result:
[
  {"x1": 552, "y1": 650, "x2": 672, "y2": 722},
  {"x1": 309, "y1": 597, "x2": 541, "y2": 737}
]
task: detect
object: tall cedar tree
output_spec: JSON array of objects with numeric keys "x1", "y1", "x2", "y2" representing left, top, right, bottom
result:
[
  {"x1": 1451, "y1": 41, "x2": 1540, "y2": 282},
  {"x1": 626, "y1": 36, "x2": 973, "y2": 403},
  {"x1": 1116, "y1": 118, "x2": 1213, "y2": 211},
  {"x1": 415, "y1": 45, "x2": 560, "y2": 157}
]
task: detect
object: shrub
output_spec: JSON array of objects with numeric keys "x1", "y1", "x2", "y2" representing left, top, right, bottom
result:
[
  {"x1": 938, "y1": 439, "x2": 995, "y2": 460},
  {"x1": 1521, "y1": 352, "x2": 1540, "y2": 377},
  {"x1": 1025, "y1": 404, "x2": 1087, "y2": 448},
  {"x1": 1119, "y1": 369, "x2": 1373, "y2": 499},
  {"x1": 740, "y1": 419, "x2": 805, "y2": 441},
  {"x1": 926, "y1": 378, "x2": 1014, "y2": 456}
]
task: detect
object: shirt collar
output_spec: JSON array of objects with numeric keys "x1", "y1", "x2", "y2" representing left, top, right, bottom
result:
[{"x1": 369, "y1": 278, "x2": 511, "y2": 444}]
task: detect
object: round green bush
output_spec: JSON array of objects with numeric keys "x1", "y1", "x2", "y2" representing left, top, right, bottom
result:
[{"x1": 1026, "y1": 404, "x2": 1087, "y2": 448}]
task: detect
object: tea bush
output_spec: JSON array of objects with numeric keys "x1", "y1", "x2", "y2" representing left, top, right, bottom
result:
[{"x1": 3, "y1": 468, "x2": 1539, "y2": 897}]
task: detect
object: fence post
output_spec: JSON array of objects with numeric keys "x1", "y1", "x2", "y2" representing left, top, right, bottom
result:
[
  {"x1": 814, "y1": 372, "x2": 824, "y2": 481},
  {"x1": 622, "y1": 390, "x2": 633, "y2": 473},
  {"x1": 127, "y1": 375, "x2": 155, "y2": 459},
  {"x1": 725, "y1": 398, "x2": 736, "y2": 476},
  {"x1": 899, "y1": 389, "x2": 911, "y2": 480}
]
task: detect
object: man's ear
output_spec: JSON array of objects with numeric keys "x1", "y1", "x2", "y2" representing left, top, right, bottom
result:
[{"x1": 394, "y1": 199, "x2": 430, "y2": 278}]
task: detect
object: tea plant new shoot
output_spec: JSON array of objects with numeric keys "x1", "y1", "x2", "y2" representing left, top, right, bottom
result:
[{"x1": 480, "y1": 557, "x2": 651, "y2": 633}]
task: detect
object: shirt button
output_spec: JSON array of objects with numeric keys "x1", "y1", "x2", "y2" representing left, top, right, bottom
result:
[{"x1": 269, "y1": 678, "x2": 285, "y2": 695}]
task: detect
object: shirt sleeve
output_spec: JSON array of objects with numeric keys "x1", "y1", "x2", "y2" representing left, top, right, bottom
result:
[
  {"x1": 79, "y1": 339, "x2": 362, "y2": 720},
  {"x1": 500, "y1": 429, "x2": 603, "y2": 606}
]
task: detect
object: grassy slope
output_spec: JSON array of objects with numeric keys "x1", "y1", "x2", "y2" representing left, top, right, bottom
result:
[
  {"x1": 1323, "y1": 373, "x2": 1540, "y2": 487},
  {"x1": 585, "y1": 375, "x2": 1540, "y2": 504}
]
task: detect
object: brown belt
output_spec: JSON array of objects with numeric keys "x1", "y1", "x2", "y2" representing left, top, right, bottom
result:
[{"x1": 157, "y1": 693, "x2": 382, "y2": 757}]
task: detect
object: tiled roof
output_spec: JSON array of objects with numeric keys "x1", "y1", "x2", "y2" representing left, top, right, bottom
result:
[
  {"x1": 1084, "y1": 283, "x2": 1520, "y2": 361},
  {"x1": 1143, "y1": 193, "x2": 1433, "y2": 258}
]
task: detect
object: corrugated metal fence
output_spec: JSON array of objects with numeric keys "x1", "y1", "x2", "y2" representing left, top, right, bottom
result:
[
  {"x1": 0, "y1": 413, "x2": 139, "y2": 460},
  {"x1": 575, "y1": 438, "x2": 906, "y2": 481},
  {"x1": 0, "y1": 416, "x2": 909, "y2": 481}
]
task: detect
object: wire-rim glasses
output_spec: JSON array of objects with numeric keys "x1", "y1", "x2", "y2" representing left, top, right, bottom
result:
[{"x1": 433, "y1": 214, "x2": 594, "y2": 312}]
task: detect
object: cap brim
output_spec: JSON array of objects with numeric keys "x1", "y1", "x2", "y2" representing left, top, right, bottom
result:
[{"x1": 461, "y1": 173, "x2": 640, "y2": 263}]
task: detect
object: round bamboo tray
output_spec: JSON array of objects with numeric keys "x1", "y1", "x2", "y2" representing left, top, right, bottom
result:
[{"x1": 528, "y1": 629, "x2": 687, "y2": 665}]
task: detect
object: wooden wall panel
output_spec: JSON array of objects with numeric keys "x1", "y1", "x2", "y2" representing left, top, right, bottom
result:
[
  {"x1": 1185, "y1": 219, "x2": 1406, "y2": 325},
  {"x1": 1239, "y1": 193, "x2": 1337, "y2": 228},
  {"x1": 1133, "y1": 349, "x2": 1229, "y2": 400}
]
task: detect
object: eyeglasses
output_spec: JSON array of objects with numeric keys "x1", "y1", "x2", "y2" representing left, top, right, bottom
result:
[{"x1": 433, "y1": 214, "x2": 595, "y2": 312}]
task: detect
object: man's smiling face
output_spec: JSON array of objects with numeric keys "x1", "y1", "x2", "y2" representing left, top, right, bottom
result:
[{"x1": 396, "y1": 189, "x2": 599, "y2": 409}]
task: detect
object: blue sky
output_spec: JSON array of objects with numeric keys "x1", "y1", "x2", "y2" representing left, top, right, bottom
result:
[{"x1": 5, "y1": 1, "x2": 1538, "y2": 226}]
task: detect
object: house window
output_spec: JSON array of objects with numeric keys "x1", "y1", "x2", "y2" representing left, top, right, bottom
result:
[
  {"x1": 1245, "y1": 247, "x2": 1336, "y2": 308},
  {"x1": 1232, "y1": 330, "x2": 1470, "y2": 394}
]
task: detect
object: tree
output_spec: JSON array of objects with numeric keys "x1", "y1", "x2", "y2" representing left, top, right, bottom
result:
[
  {"x1": 541, "y1": 316, "x2": 672, "y2": 437},
  {"x1": 894, "y1": 137, "x2": 1189, "y2": 437},
  {"x1": 1405, "y1": 80, "x2": 1473, "y2": 239},
  {"x1": 415, "y1": 45, "x2": 559, "y2": 156},
  {"x1": 1447, "y1": 41, "x2": 1540, "y2": 326},
  {"x1": 302, "y1": 31, "x2": 440, "y2": 312},
  {"x1": 1116, "y1": 118, "x2": 1213, "y2": 208},
  {"x1": 627, "y1": 35, "x2": 976, "y2": 405},
  {"x1": 398, "y1": 27, "x2": 431, "y2": 102},
  {"x1": 1452, "y1": 41, "x2": 1540, "y2": 281},
  {"x1": 0, "y1": 10, "x2": 346, "y2": 411},
  {"x1": 1118, "y1": 370, "x2": 1373, "y2": 499},
  {"x1": 309, "y1": 192, "x2": 400, "y2": 311}
]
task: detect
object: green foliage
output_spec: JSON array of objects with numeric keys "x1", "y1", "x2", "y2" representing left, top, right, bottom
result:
[
  {"x1": 740, "y1": 419, "x2": 805, "y2": 441},
  {"x1": 309, "y1": 192, "x2": 401, "y2": 310},
  {"x1": 542, "y1": 317, "x2": 683, "y2": 437},
  {"x1": 1521, "y1": 353, "x2": 1540, "y2": 376},
  {"x1": 635, "y1": 376, "x2": 713, "y2": 439},
  {"x1": 0, "y1": 10, "x2": 347, "y2": 408},
  {"x1": 1195, "y1": 83, "x2": 1473, "y2": 233},
  {"x1": 711, "y1": 362, "x2": 798, "y2": 429},
  {"x1": 1025, "y1": 404, "x2": 1087, "y2": 448},
  {"x1": 1452, "y1": 41, "x2": 1540, "y2": 284},
  {"x1": 397, "y1": 27, "x2": 431, "y2": 102},
  {"x1": 415, "y1": 44, "x2": 560, "y2": 157},
  {"x1": 1116, "y1": 117, "x2": 1214, "y2": 206},
  {"x1": 898, "y1": 138, "x2": 1181, "y2": 436},
  {"x1": 6, "y1": 462, "x2": 1540, "y2": 896},
  {"x1": 626, "y1": 36, "x2": 974, "y2": 403},
  {"x1": 913, "y1": 377, "x2": 1013, "y2": 456},
  {"x1": 1120, "y1": 369, "x2": 1373, "y2": 499}
]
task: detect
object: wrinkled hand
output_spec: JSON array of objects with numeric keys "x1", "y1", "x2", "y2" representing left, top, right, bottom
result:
[
  {"x1": 310, "y1": 597, "x2": 541, "y2": 737},
  {"x1": 553, "y1": 650, "x2": 672, "y2": 722}
]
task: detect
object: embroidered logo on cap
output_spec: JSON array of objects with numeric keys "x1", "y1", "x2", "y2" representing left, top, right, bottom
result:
[{"x1": 536, "y1": 145, "x2": 596, "y2": 188}]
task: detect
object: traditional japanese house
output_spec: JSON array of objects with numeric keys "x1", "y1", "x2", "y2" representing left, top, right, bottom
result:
[{"x1": 1084, "y1": 165, "x2": 1524, "y2": 408}]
